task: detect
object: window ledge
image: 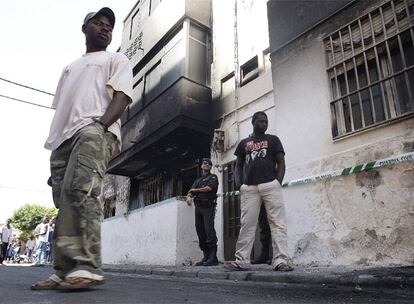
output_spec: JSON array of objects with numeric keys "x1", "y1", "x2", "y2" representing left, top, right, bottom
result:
[{"x1": 332, "y1": 112, "x2": 414, "y2": 142}]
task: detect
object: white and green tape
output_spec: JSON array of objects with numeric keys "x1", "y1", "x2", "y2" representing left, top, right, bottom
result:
[{"x1": 219, "y1": 151, "x2": 414, "y2": 197}]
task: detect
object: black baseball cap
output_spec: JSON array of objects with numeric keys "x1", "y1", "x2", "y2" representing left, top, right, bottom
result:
[{"x1": 83, "y1": 7, "x2": 115, "y2": 28}]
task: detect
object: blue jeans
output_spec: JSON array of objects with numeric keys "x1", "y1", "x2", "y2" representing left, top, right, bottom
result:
[{"x1": 37, "y1": 241, "x2": 48, "y2": 264}]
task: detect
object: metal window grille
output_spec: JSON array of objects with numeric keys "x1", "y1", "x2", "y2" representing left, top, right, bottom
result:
[
  {"x1": 128, "y1": 167, "x2": 198, "y2": 210},
  {"x1": 324, "y1": 0, "x2": 414, "y2": 138},
  {"x1": 141, "y1": 173, "x2": 169, "y2": 206}
]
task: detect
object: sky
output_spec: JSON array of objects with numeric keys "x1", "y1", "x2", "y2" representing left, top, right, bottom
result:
[{"x1": 0, "y1": 0, "x2": 137, "y2": 224}]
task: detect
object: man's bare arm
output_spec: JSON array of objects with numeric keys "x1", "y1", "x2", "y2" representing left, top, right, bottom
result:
[
  {"x1": 275, "y1": 152, "x2": 285, "y2": 185},
  {"x1": 234, "y1": 156, "x2": 244, "y2": 190},
  {"x1": 98, "y1": 91, "x2": 131, "y2": 129}
]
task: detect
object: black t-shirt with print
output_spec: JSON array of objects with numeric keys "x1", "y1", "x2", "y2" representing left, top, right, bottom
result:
[
  {"x1": 234, "y1": 134, "x2": 285, "y2": 185},
  {"x1": 191, "y1": 173, "x2": 219, "y2": 203}
]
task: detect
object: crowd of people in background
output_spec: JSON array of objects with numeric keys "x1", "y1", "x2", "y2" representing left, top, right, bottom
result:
[{"x1": 0, "y1": 216, "x2": 55, "y2": 266}]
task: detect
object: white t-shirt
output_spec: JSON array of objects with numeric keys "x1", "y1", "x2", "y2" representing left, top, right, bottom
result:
[
  {"x1": 45, "y1": 51, "x2": 133, "y2": 151},
  {"x1": 1, "y1": 226, "x2": 12, "y2": 243},
  {"x1": 37, "y1": 223, "x2": 49, "y2": 243}
]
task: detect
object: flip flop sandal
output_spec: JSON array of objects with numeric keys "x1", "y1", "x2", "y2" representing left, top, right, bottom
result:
[
  {"x1": 57, "y1": 277, "x2": 105, "y2": 290},
  {"x1": 30, "y1": 279, "x2": 61, "y2": 290}
]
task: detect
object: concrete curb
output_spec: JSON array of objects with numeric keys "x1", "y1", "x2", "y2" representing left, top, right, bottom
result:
[{"x1": 103, "y1": 264, "x2": 414, "y2": 289}]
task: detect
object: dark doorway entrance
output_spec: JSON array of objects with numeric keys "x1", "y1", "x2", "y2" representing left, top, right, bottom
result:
[{"x1": 222, "y1": 161, "x2": 240, "y2": 261}]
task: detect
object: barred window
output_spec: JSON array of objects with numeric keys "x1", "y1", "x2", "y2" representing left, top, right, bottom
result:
[
  {"x1": 128, "y1": 166, "x2": 197, "y2": 210},
  {"x1": 325, "y1": 0, "x2": 414, "y2": 138},
  {"x1": 129, "y1": 174, "x2": 168, "y2": 209}
]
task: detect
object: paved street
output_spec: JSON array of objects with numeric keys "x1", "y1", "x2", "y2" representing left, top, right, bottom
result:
[{"x1": 1, "y1": 265, "x2": 413, "y2": 304}]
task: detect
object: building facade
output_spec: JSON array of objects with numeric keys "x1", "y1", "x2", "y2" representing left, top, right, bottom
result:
[
  {"x1": 102, "y1": 0, "x2": 213, "y2": 265},
  {"x1": 267, "y1": 0, "x2": 414, "y2": 265},
  {"x1": 102, "y1": 0, "x2": 414, "y2": 266}
]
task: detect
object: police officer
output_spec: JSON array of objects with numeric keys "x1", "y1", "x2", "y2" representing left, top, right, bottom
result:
[{"x1": 186, "y1": 158, "x2": 219, "y2": 266}]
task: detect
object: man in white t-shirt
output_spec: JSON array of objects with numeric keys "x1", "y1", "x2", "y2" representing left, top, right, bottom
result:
[
  {"x1": 0, "y1": 219, "x2": 13, "y2": 265},
  {"x1": 35, "y1": 217, "x2": 49, "y2": 265},
  {"x1": 31, "y1": 7, "x2": 132, "y2": 291}
]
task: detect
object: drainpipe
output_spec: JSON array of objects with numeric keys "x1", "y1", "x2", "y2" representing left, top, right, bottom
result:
[
  {"x1": 212, "y1": 0, "x2": 240, "y2": 163},
  {"x1": 232, "y1": 0, "x2": 241, "y2": 146}
]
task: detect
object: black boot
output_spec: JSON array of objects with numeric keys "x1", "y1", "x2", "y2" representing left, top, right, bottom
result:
[
  {"x1": 203, "y1": 248, "x2": 219, "y2": 266},
  {"x1": 195, "y1": 251, "x2": 209, "y2": 266},
  {"x1": 251, "y1": 248, "x2": 270, "y2": 264}
]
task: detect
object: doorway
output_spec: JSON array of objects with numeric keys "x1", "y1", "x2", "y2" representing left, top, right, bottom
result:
[{"x1": 222, "y1": 161, "x2": 240, "y2": 261}]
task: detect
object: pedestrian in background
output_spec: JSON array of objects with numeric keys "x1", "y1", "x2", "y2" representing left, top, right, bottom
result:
[
  {"x1": 6, "y1": 240, "x2": 17, "y2": 262},
  {"x1": 35, "y1": 217, "x2": 49, "y2": 265},
  {"x1": 46, "y1": 217, "x2": 55, "y2": 264},
  {"x1": 26, "y1": 236, "x2": 36, "y2": 262},
  {"x1": 31, "y1": 7, "x2": 132, "y2": 290},
  {"x1": 0, "y1": 219, "x2": 13, "y2": 265},
  {"x1": 186, "y1": 158, "x2": 219, "y2": 266}
]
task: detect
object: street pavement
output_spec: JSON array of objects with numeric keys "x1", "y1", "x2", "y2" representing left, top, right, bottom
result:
[
  {"x1": 103, "y1": 263, "x2": 414, "y2": 289},
  {"x1": 0, "y1": 263, "x2": 413, "y2": 304}
]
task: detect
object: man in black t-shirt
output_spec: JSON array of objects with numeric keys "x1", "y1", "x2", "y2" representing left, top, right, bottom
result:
[
  {"x1": 186, "y1": 158, "x2": 219, "y2": 266},
  {"x1": 227, "y1": 111, "x2": 293, "y2": 272}
]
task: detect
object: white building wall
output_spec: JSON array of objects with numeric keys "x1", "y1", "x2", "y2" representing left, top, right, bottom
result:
[
  {"x1": 102, "y1": 174, "x2": 225, "y2": 264},
  {"x1": 102, "y1": 198, "x2": 200, "y2": 265},
  {"x1": 270, "y1": 10, "x2": 414, "y2": 265}
]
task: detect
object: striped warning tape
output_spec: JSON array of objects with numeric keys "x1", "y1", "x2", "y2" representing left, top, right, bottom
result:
[{"x1": 217, "y1": 151, "x2": 414, "y2": 197}]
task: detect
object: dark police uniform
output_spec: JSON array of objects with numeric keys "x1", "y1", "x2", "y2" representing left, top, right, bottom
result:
[{"x1": 190, "y1": 173, "x2": 219, "y2": 254}]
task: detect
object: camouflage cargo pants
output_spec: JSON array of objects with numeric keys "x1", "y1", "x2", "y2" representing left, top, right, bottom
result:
[{"x1": 49, "y1": 122, "x2": 117, "y2": 280}]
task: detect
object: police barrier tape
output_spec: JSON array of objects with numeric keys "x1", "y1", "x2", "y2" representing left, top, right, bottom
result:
[{"x1": 217, "y1": 151, "x2": 414, "y2": 198}]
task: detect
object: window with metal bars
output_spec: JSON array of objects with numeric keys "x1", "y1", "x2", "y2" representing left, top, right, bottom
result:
[
  {"x1": 324, "y1": 0, "x2": 414, "y2": 138},
  {"x1": 141, "y1": 173, "x2": 169, "y2": 206},
  {"x1": 128, "y1": 166, "x2": 198, "y2": 209},
  {"x1": 129, "y1": 174, "x2": 170, "y2": 208}
]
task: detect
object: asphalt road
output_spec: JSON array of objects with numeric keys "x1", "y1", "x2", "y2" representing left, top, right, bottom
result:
[{"x1": 1, "y1": 265, "x2": 413, "y2": 304}]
